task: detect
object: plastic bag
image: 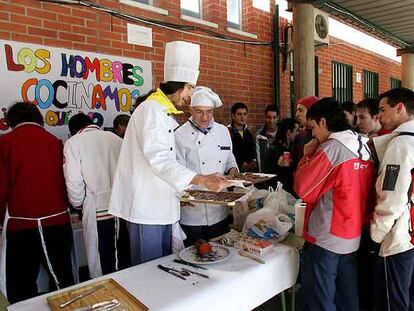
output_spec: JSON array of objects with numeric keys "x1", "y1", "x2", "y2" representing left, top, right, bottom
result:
[
  {"x1": 243, "y1": 208, "x2": 293, "y2": 240},
  {"x1": 263, "y1": 182, "x2": 296, "y2": 218}
]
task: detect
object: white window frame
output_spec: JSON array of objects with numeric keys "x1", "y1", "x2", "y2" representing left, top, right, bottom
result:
[
  {"x1": 181, "y1": 0, "x2": 203, "y2": 19},
  {"x1": 227, "y1": 0, "x2": 242, "y2": 30},
  {"x1": 119, "y1": 0, "x2": 168, "y2": 16},
  {"x1": 135, "y1": 0, "x2": 152, "y2": 4}
]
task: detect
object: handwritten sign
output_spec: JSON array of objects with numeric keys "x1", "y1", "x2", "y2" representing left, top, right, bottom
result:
[{"x1": 0, "y1": 40, "x2": 152, "y2": 140}]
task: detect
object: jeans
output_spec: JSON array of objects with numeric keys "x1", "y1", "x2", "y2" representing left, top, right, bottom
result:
[{"x1": 301, "y1": 242, "x2": 358, "y2": 311}]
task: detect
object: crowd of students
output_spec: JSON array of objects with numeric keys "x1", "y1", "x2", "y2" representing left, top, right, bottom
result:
[{"x1": 0, "y1": 39, "x2": 413, "y2": 311}]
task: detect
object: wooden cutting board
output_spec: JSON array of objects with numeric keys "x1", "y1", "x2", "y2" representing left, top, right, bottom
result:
[{"x1": 47, "y1": 278, "x2": 148, "y2": 311}]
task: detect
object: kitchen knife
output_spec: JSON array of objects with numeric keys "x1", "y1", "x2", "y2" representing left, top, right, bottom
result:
[
  {"x1": 59, "y1": 285, "x2": 104, "y2": 308},
  {"x1": 73, "y1": 299, "x2": 119, "y2": 311},
  {"x1": 157, "y1": 264, "x2": 186, "y2": 280},
  {"x1": 173, "y1": 259, "x2": 208, "y2": 270},
  {"x1": 181, "y1": 267, "x2": 209, "y2": 279}
]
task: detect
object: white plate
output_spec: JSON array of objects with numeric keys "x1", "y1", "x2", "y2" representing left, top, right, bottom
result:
[{"x1": 179, "y1": 242, "x2": 230, "y2": 265}]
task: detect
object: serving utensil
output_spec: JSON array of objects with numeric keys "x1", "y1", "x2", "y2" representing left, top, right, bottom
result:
[
  {"x1": 73, "y1": 299, "x2": 119, "y2": 311},
  {"x1": 181, "y1": 267, "x2": 209, "y2": 279},
  {"x1": 238, "y1": 251, "x2": 265, "y2": 264},
  {"x1": 59, "y1": 285, "x2": 104, "y2": 308},
  {"x1": 173, "y1": 259, "x2": 208, "y2": 270},
  {"x1": 157, "y1": 264, "x2": 186, "y2": 280}
]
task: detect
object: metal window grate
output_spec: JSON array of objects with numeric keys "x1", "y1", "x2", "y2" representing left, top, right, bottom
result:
[
  {"x1": 390, "y1": 77, "x2": 402, "y2": 89},
  {"x1": 332, "y1": 61, "x2": 353, "y2": 103},
  {"x1": 363, "y1": 70, "x2": 379, "y2": 99}
]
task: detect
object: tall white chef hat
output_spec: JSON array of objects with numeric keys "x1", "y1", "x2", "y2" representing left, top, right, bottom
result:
[
  {"x1": 190, "y1": 86, "x2": 223, "y2": 108},
  {"x1": 164, "y1": 41, "x2": 200, "y2": 85}
]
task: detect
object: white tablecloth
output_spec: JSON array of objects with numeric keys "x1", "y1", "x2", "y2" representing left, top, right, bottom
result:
[{"x1": 8, "y1": 244, "x2": 299, "y2": 311}]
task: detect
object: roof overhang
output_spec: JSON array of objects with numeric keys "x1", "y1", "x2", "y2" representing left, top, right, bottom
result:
[{"x1": 307, "y1": 0, "x2": 414, "y2": 52}]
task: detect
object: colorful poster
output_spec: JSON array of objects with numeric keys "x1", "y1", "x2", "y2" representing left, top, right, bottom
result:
[{"x1": 0, "y1": 40, "x2": 152, "y2": 140}]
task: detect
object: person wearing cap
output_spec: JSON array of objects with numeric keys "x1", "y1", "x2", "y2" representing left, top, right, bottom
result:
[
  {"x1": 175, "y1": 87, "x2": 238, "y2": 246},
  {"x1": 293, "y1": 95, "x2": 319, "y2": 164},
  {"x1": 108, "y1": 42, "x2": 230, "y2": 265}
]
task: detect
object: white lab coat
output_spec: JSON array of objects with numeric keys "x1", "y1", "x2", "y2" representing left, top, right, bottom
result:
[
  {"x1": 63, "y1": 125, "x2": 122, "y2": 278},
  {"x1": 175, "y1": 121, "x2": 238, "y2": 226},
  {"x1": 108, "y1": 99, "x2": 197, "y2": 225}
]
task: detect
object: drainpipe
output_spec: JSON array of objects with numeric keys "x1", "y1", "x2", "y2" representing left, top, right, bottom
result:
[{"x1": 274, "y1": 4, "x2": 280, "y2": 114}]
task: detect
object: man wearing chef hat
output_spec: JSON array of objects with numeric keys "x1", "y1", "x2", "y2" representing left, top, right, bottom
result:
[
  {"x1": 109, "y1": 41, "x2": 231, "y2": 265},
  {"x1": 175, "y1": 87, "x2": 239, "y2": 246}
]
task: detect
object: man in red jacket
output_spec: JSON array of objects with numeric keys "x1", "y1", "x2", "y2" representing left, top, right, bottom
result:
[
  {"x1": 0, "y1": 102, "x2": 74, "y2": 303},
  {"x1": 294, "y1": 98, "x2": 375, "y2": 310}
]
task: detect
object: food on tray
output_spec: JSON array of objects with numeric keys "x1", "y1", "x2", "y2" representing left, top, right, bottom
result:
[
  {"x1": 231, "y1": 173, "x2": 274, "y2": 184},
  {"x1": 185, "y1": 190, "x2": 246, "y2": 203},
  {"x1": 195, "y1": 239, "x2": 213, "y2": 256}
]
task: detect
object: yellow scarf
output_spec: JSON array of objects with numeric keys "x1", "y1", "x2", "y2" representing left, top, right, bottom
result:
[{"x1": 147, "y1": 88, "x2": 184, "y2": 115}]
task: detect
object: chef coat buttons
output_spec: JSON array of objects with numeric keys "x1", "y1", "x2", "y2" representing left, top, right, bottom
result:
[
  {"x1": 202, "y1": 162, "x2": 205, "y2": 165},
  {"x1": 168, "y1": 129, "x2": 172, "y2": 133},
  {"x1": 170, "y1": 147, "x2": 173, "y2": 151},
  {"x1": 198, "y1": 141, "x2": 200, "y2": 144},
  {"x1": 219, "y1": 160, "x2": 222, "y2": 163},
  {"x1": 192, "y1": 132, "x2": 195, "y2": 135},
  {"x1": 218, "y1": 145, "x2": 220, "y2": 147}
]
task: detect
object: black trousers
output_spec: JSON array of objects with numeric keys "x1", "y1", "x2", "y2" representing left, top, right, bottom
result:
[
  {"x1": 97, "y1": 218, "x2": 131, "y2": 275},
  {"x1": 181, "y1": 216, "x2": 231, "y2": 247},
  {"x1": 6, "y1": 224, "x2": 74, "y2": 304}
]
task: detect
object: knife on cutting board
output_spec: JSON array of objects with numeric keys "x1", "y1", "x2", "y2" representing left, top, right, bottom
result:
[{"x1": 59, "y1": 285, "x2": 104, "y2": 308}]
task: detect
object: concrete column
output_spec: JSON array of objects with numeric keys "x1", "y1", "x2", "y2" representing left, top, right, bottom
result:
[
  {"x1": 293, "y1": 2, "x2": 315, "y2": 101},
  {"x1": 401, "y1": 53, "x2": 414, "y2": 90}
]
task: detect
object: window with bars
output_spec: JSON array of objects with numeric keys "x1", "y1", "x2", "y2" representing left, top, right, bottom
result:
[
  {"x1": 363, "y1": 70, "x2": 379, "y2": 99},
  {"x1": 391, "y1": 77, "x2": 402, "y2": 89},
  {"x1": 227, "y1": 0, "x2": 242, "y2": 29},
  {"x1": 181, "y1": 0, "x2": 202, "y2": 18},
  {"x1": 332, "y1": 61, "x2": 353, "y2": 103}
]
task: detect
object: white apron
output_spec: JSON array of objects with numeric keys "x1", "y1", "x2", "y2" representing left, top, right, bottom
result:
[
  {"x1": 0, "y1": 208, "x2": 71, "y2": 298},
  {"x1": 83, "y1": 192, "x2": 118, "y2": 279}
]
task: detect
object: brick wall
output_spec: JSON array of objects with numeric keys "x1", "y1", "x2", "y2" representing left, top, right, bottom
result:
[
  {"x1": 0, "y1": 0, "x2": 401, "y2": 132},
  {"x1": 315, "y1": 36, "x2": 401, "y2": 105}
]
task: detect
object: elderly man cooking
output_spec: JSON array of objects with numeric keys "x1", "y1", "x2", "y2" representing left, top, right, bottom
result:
[{"x1": 175, "y1": 87, "x2": 238, "y2": 246}]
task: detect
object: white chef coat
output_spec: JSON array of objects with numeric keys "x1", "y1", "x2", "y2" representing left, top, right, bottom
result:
[
  {"x1": 63, "y1": 125, "x2": 122, "y2": 278},
  {"x1": 108, "y1": 98, "x2": 197, "y2": 225},
  {"x1": 175, "y1": 120, "x2": 238, "y2": 226}
]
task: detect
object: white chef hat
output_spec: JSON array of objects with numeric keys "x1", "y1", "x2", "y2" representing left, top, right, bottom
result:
[
  {"x1": 190, "y1": 86, "x2": 223, "y2": 108},
  {"x1": 164, "y1": 41, "x2": 200, "y2": 85}
]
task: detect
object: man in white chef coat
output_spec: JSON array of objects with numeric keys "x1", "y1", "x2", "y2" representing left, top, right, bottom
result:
[
  {"x1": 109, "y1": 41, "x2": 231, "y2": 265},
  {"x1": 175, "y1": 87, "x2": 238, "y2": 246},
  {"x1": 64, "y1": 113, "x2": 123, "y2": 278}
]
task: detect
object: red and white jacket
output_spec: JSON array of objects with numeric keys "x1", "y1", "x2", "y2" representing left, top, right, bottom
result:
[{"x1": 294, "y1": 130, "x2": 376, "y2": 254}]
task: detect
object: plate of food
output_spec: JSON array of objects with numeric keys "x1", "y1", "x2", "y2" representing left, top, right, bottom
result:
[{"x1": 179, "y1": 240, "x2": 230, "y2": 265}]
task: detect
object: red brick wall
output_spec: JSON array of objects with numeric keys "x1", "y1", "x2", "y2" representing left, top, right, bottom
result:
[
  {"x1": 316, "y1": 36, "x2": 401, "y2": 105},
  {"x1": 0, "y1": 0, "x2": 401, "y2": 132}
]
